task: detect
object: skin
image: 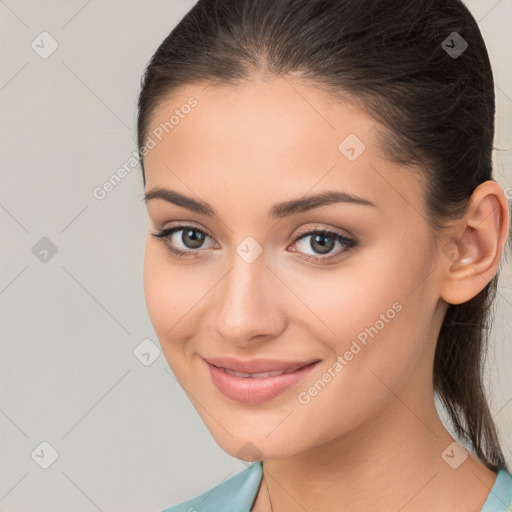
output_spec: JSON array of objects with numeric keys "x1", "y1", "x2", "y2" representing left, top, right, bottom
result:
[{"x1": 141, "y1": 75, "x2": 510, "y2": 512}]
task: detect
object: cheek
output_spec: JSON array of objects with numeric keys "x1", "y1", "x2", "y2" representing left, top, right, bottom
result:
[
  {"x1": 143, "y1": 242, "x2": 172, "y2": 334},
  {"x1": 142, "y1": 241, "x2": 216, "y2": 368},
  {"x1": 291, "y1": 240, "x2": 432, "y2": 382},
  {"x1": 288, "y1": 274, "x2": 428, "y2": 446},
  {"x1": 288, "y1": 253, "x2": 409, "y2": 344},
  {"x1": 143, "y1": 244, "x2": 196, "y2": 379},
  {"x1": 142, "y1": 242, "x2": 195, "y2": 344}
]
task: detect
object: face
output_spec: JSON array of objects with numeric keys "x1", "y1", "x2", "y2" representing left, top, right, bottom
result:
[{"x1": 142, "y1": 76, "x2": 446, "y2": 462}]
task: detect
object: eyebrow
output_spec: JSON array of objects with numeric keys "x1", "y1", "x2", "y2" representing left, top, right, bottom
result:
[{"x1": 144, "y1": 187, "x2": 376, "y2": 219}]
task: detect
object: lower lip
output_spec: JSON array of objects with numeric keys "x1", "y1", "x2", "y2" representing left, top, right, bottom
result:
[{"x1": 204, "y1": 359, "x2": 320, "y2": 404}]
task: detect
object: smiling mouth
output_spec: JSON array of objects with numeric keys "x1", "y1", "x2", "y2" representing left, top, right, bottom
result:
[
  {"x1": 204, "y1": 358, "x2": 322, "y2": 404},
  {"x1": 203, "y1": 355, "x2": 321, "y2": 374},
  {"x1": 216, "y1": 363, "x2": 316, "y2": 378}
]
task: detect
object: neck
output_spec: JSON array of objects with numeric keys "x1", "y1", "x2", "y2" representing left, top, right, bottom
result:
[{"x1": 254, "y1": 387, "x2": 496, "y2": 512}]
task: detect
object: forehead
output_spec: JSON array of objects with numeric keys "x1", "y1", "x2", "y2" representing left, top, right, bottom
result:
[
  {"x1": 143, "y1": 77, "x2": 424, "y2": 218},
  {"x1": 145, "y1": 76, "x2": 375, "y2": 165}
]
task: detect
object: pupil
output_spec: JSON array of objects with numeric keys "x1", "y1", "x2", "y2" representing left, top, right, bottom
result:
[
  {"x1": 183, "y1": 229, "x2": 204, "y2": 249},
  {"x1": 311, "y1": 234, "x2": 334, "y2": 254}
]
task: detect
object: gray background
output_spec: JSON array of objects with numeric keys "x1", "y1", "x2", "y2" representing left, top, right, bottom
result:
[{"x1": 1, "y1": 1, "x2": 511, "y2": 510}]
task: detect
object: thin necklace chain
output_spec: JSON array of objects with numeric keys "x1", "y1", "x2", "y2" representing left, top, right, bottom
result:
[{"x1": 263, "y1": 472, "x2": 275, "y2": 512}]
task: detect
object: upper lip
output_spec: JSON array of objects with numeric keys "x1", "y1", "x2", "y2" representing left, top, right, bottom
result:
[{"x1": 203, "y1": 356, "x2": 320, "y2": 374}]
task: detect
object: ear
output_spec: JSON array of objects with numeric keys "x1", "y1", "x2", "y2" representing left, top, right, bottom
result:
[{"x1": 439, "y1": 180, "x2": 510, "y2": 306}]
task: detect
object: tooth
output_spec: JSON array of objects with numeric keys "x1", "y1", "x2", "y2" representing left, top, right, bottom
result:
[
  {"x1": 224, "y1": 367, "x2": 304, "y2": 378},
  {"x1": 225, "y1": 369, "x2": 252, "y2": 377},
  {"x1": 225, "y1": 369, "x2": 282, "y2": 378}
]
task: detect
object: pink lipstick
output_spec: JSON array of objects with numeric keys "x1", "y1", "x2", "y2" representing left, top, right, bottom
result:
[{"x1": 203, "y1": 356, "x2": 320, "y2": 403}]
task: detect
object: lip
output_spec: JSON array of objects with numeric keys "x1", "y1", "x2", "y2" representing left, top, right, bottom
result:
[
  {"x1": 202, "y1": 356, "x2": 321, "y2": 404},
  {"x1": 203, "y1": 356, "x2": 320, "y2": 374}
]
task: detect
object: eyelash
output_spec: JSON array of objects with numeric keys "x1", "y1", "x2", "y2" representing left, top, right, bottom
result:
[{"x1": 151, "y1": 224, "x2": 358, "y2": 264}]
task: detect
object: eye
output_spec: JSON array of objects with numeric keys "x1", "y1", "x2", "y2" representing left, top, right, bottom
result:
[
  {"x1": 151, "y1": 223, "x2": 358, "y2": 263},
  {"x1": 152, "y1": 225, "x2": 216, "y2": 258},
  {"x1": 288, "y1": 226, "x2": 358, "y2": 264}
]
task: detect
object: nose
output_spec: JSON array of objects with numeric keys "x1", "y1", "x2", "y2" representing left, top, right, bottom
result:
[{"x1": 211, "y1": 250, "x2": 287, "y2": 347}]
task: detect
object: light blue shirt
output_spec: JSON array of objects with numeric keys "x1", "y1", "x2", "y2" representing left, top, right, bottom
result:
[{"x1": 161, "y1": 461, "x2": 512, "y2": 512}]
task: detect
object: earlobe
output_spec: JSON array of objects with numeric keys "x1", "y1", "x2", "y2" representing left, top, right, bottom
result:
[{"x1": 439, "y1": 180, "x2": 510, "y2": 306}]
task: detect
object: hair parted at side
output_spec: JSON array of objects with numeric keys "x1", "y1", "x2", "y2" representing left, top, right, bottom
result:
[{"x1": 137, "y1": 0, "x2": 510, "y2": 472}]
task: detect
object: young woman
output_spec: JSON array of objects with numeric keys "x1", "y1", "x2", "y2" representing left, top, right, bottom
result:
[{"x1": 137, "y1": 0, "x2": 512, "y2": 510}]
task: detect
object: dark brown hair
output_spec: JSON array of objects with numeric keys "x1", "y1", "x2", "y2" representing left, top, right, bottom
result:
[{"x1": 137, "y1": 0, "x2": 509, "y2": 472}]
